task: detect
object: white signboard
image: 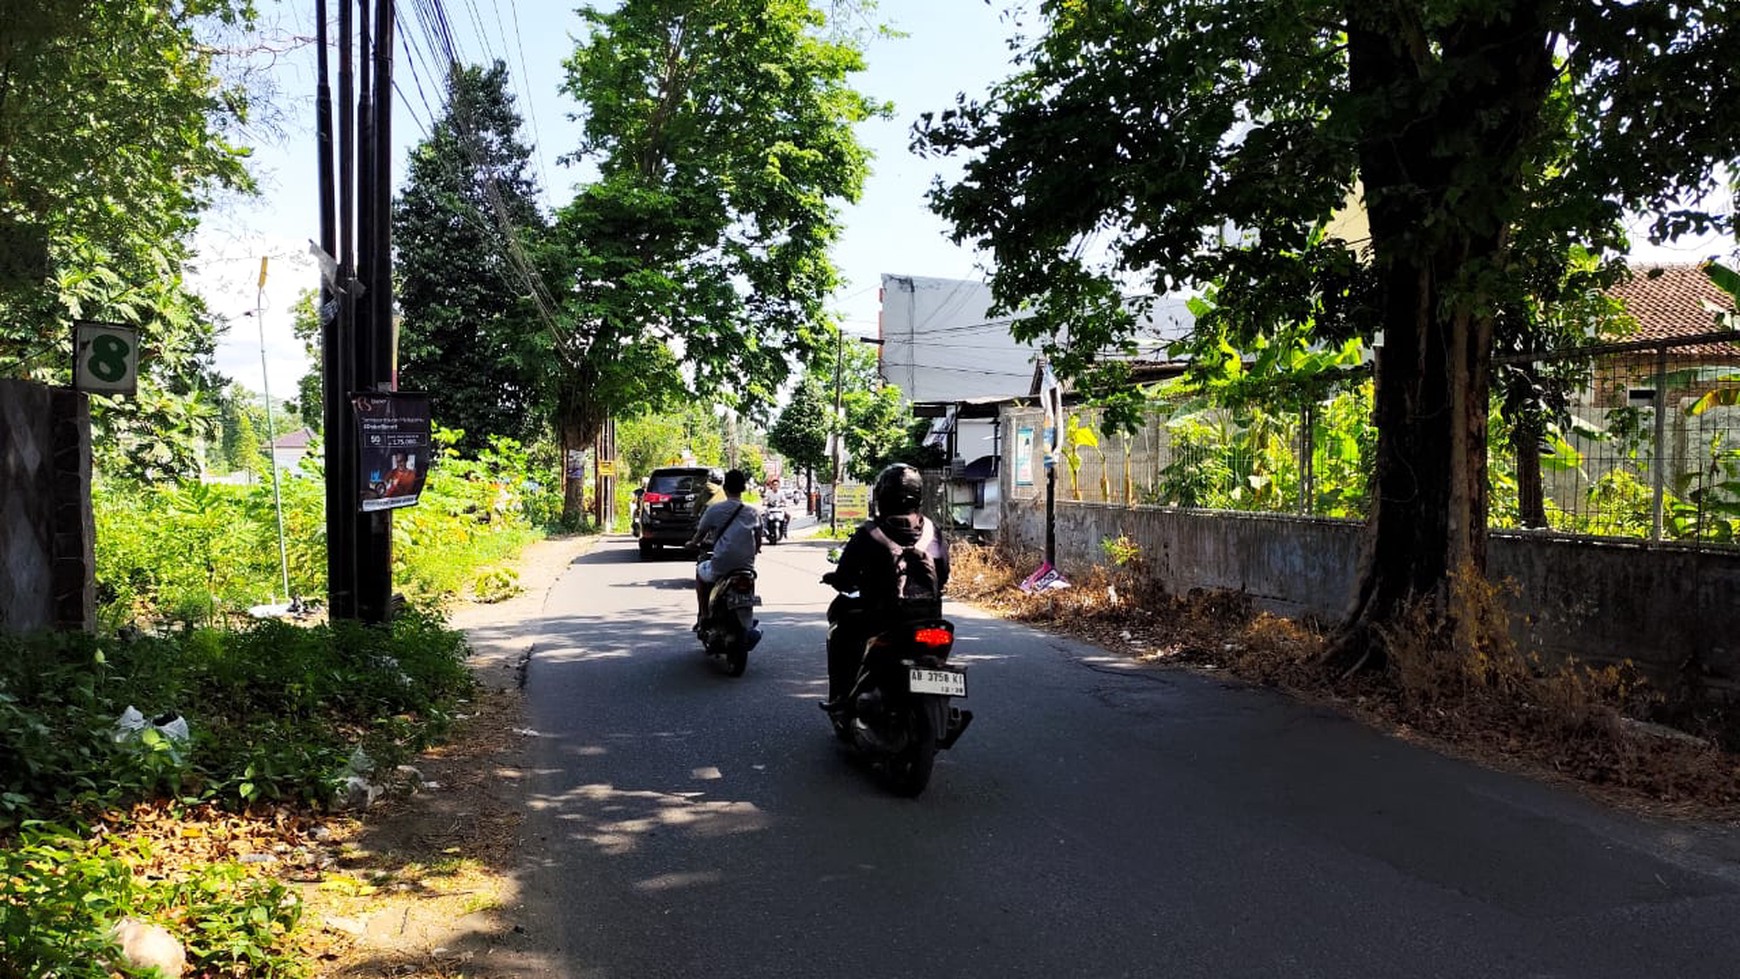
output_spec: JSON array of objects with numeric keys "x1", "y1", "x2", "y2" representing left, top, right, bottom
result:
[{"x1": 73, "y1": 321, "x2": 139, "y2": 396}]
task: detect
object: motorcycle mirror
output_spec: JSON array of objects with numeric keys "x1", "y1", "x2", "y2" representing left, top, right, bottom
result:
[{"x1": 826, "y1": 547, "x2": 842, "y2": 565}]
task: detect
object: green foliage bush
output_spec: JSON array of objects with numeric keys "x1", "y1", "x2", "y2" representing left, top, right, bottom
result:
[
  {"x1": 0, "y1": 606, "x2": 470, "y2": 975},
  {"x1": 94, "y1": 426, "x2": 560, "y2": 628},
  {"x1": 0, "y1": 610, "x2": 472, "y2": 825},
  {"x1": 0, "y1": 825, "x2": 304, "y2": 978},
  {"x1": 470, "y1": 568, "x2": 523, "y2": 604},
  {"x1": 23, "y1": 429, "x2": 550, "y2": 975}
]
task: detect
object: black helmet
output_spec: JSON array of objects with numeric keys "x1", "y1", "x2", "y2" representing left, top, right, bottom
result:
[{"x1": 872, "y1": 463, "x2": 924, "y2": 517}]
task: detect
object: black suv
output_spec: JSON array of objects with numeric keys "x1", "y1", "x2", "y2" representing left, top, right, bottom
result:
[{"x1": 636, "y1": 467, "x2": 718, "y2": 558}]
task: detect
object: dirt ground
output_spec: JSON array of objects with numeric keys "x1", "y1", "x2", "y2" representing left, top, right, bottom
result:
[{"x1": 292, "y1": 534, "x2": 597, "y2": 978}]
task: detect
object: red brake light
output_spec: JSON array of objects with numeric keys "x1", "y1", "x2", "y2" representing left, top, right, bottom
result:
[
  {"x1": 643, "y1": 491, "x2": 668, "y2": 503},
  {"x1": 914, "y1": 627, "x2": 952, "y2": 648}
]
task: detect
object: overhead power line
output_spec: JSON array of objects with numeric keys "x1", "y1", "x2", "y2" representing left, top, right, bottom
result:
[{"x1": 396, "y1": 0, "x2": 583, "y2": 363}]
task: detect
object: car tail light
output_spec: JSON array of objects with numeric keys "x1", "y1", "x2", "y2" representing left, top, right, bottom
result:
[
  {"x1": 914, "y1": 627, "x2": 952, "y2": 648},
  {"x1": 643, "y1": 491, "x2": 669, "y2": 503}
]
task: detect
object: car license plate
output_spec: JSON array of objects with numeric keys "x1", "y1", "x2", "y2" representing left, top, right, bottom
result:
[{"x1": 908, "y1": 668, "x2": 966, "y2": 697}]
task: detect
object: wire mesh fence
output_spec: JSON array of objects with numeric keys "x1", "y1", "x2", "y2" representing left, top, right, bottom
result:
[
  {"x1": 1496, "y1": 332, "x2": 1740, "y2": 543},
  {"x1": 1009, "y1": 332, "x2": 1740, "y2": 548}
]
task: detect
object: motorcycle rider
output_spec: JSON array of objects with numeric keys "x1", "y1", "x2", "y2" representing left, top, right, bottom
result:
[
  {"x1": 700, "y1": 468, "x2": 727, "y2": 509},
  {"x1": 686, "y1": 468, "x2": 762, "y2": 633},
  {"x1": 820, "y1": 463, "x2": 950, "y2": 709},
  {"x1": 762, "y1": 476, "x2": 790, "y2": 541}
]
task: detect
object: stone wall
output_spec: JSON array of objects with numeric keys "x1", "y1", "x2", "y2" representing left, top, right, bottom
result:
[
  {"x1": 1, "y1": 378, "x2": 94, "y2": 633},
  {"x1": 999, "y1": 497, "x2": 1740, "y2": 689}
]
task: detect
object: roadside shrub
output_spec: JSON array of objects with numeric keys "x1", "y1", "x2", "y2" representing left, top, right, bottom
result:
[
  {"x1": 0, "y1": 610, "x2": 474, "y2": 826},
  {"x1": 471, "y1": 567, "x2": 523, "y2": 603},
  {"x1": 95, "y1": 427, "x2": 559, "y2": 628},
  {"x1": 0, "y1": 825, "x2": 304, "y2": 978}
]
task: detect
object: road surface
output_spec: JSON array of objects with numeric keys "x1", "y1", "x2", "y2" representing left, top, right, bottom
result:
[{"x1": 516, "y1": 530, "x2": 1740, "y2": 978}]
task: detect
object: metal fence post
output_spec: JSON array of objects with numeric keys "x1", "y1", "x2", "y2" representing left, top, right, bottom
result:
[
  {"x1": 1299, "y1": 402, "x2": 1313, "y2": 515},
  {"x1": 1651, "y1": 343, "x2": 1668, "y2": 542}
]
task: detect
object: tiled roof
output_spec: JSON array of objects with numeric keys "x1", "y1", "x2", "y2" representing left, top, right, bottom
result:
[
  {"x1": 269, "y1": 427, "x2": 315, "y2": 449},
  {"x1": 1609, "y1": 264, "x2": 1737, "y2": 348}
]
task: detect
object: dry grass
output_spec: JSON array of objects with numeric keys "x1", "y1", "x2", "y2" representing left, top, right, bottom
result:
[{"x1": 948, "y1": 542, "x2": 1740, "y2": 819}]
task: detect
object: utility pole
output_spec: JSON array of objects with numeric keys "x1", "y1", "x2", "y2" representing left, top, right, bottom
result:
[
  {"x1": 830, "y1": 328, "x2": 844, "y2": 533},
  {"x1": 353, "y1": 0, "x2": 396, "y2": 624},
  {"x1": 316, "y1": 0, "x2": 396, "y2": 624},
  {"x1": 314, "y1": 0, "x2": 348, "y2": 617}
]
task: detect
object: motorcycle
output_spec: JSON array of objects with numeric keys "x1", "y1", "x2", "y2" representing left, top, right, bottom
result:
[
  {"x1": 698, "y1": 557, "x2": 762, "y2": 677},
  {"x1": 763, "y1": 503, "x2": 789, "y2": 544},
  {"x1": 822, "y1": 585, "x2": 973, "y2": 797}
]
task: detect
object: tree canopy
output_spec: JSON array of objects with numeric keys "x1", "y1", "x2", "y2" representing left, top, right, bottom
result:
[
  {"x1": 769, "y1": 373, "x2": 832, "y2": 481},
  {"x1": 919, "y1": 0, "x2": 1740, "y2": 660},
  {"x1": 0, "y1": 0, "x2": 254, "y2": 479},
  {"x1": 394, "y1": 60, "x2": 549, "y2": 457},
  {"x1": 548, "y1": 0, "x2": 885, "y2": 519}
]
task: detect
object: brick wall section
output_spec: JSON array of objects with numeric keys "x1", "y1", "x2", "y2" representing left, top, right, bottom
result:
[
  {"x1": 1, "y1": 379, "x2": 94, "y2": 633},
  {"x1": 999, "y1": 498, "x2": 1740, "y2": 691}
]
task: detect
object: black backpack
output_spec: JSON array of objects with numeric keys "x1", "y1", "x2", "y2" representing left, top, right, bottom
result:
[{"x1": 867, "y1": 520, "x2": 941, "y2": 616}]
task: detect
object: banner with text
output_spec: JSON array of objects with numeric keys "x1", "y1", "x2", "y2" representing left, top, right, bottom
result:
[
  {"x1": 354, "y1": 392, "x2": 431, "y2": 512},
  {"x1": 834, "y1": 483, "x2": 870, "y2": 522}
]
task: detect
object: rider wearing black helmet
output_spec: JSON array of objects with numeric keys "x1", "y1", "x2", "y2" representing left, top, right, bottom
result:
[{"x1": 820, "y1": 463, "x2": 951, "y2": 708}]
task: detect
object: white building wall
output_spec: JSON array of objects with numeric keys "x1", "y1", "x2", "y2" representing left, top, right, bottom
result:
[
  {"x1": 879, "y1": 275, "x2": 1038, "y2": 402},
  {"x1": 878, "y1": 274, "x2": 1198, "y2": 403}
]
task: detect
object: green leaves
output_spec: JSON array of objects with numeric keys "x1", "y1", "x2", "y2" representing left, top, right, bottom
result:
[
  {"x1": 769, "y1": 373, "x2": 832, "y2": 478},
  {"x1": 552, "y1": 0, "x2": 883, "y2": 437},
  {"x1": 0, "y1": 0, "x2": 255, "y2": 480},
  {"x1": 394, "y1": 61, "x2": 550, "y2": 457}
]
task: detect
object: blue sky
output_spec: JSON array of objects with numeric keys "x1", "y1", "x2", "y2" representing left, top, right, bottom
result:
[
  {"x1": 194, "y1": 0, "x2": 1026, "y2": 401},
  {"x1": 193, "y1": 1, "x2": 1733, "y2": 404}
]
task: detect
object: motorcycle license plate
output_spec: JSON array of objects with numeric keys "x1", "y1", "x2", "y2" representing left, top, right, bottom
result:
[
  {"x1": 726, "y1": 592, "x2": 756, "y2": 609},
  {"x1": 908, "y1": 668, "x2": 966, "y2": 697}
]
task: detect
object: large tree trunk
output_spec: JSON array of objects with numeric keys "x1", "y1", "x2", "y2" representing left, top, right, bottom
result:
[
  {"x1": 1510, "y1": 374, "x2": 1550, "y2": 530},
  {"x1": 557, "y1": 363, "x2": 607, "y2": 528},
  {"x1": 1333, "y1": 3, "x2": 1555, "y2": 671}
]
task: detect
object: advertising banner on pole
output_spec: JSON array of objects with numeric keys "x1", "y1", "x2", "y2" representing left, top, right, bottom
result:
[
  {"x1": 834, "y1": 483, "x2": 870, "y2": 522},
  {"x1": 354, "y1": 392, "x2": 431, "y2": 512}
]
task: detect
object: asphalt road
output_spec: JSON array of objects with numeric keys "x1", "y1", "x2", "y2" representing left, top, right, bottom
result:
[{"x1": 518, "y1": 528, "x2": 1740, "y2": 979}]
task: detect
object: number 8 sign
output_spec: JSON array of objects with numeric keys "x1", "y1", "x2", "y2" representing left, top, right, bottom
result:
[{"x1": 73, "y1": 321, "x2": 139, "y2": 396}]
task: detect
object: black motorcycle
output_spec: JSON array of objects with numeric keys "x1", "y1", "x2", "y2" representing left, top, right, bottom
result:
[
  {"x1": 823, "y1": 589, "x2": 973, "y2": 796},
  {"x1": 763, "y1": 503, "x2": 790, "y2": 544},
  {"x1": 698, "y1": 560, "x2": 762, "y2": 677}
]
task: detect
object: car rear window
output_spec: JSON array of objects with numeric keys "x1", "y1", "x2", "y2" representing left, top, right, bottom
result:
[{"x1": 647, "y1": 472, "x2": 701, "y2": 494}]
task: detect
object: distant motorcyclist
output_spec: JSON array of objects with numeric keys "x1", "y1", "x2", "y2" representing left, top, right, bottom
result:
[
  {"x1": 821, "y1": 463, "x2": 950, "y2": 708},
  {"x1": 700, "y1": 469, "x2": 727, "y2": 509},
  {"x1": 687, "y1": 468, "x2": 762, "y2": 632}
]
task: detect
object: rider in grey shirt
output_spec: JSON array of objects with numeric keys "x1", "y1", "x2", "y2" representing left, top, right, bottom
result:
[{"x1": 686, "y1": 469, "x2": 762, "y2": 629}]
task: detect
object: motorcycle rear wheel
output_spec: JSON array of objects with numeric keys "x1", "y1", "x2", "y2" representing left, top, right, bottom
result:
[
  {"x1": 724, "y1": 643, "x2": 748, "y2": 677},
  {"x1": 884, "y1": 707, "x2": 937, "y2": 797}
]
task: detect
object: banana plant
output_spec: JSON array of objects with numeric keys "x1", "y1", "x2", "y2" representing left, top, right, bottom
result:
[{"x1": 1061, "y1": 415, "x2": 1099, "y2": 501}]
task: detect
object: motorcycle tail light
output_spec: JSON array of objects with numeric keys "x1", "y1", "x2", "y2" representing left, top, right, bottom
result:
[
  {"x1": 730, "y1": 576, "x2": 755, "y2": 592},
  {"x1": 642, "y1": 491, "x2": 669, "y2": 503},
  {"x1": 913, "y1": 627, "x2": 952, "y2": 648}
]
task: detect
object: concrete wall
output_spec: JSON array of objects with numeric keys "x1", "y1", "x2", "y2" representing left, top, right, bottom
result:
[
  {"x1": 1000, "y1": 497, "x2": 1740, "y2": 687},
  {"x1": 1, "y1": 379, "x2": 95, "y2": 633}
]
